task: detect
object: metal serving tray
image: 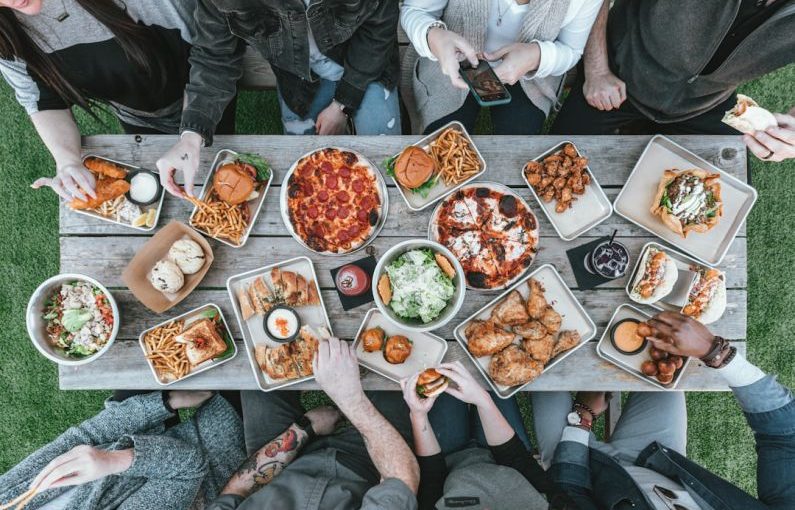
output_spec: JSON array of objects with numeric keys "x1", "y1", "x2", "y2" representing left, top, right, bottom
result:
[
  {"x1": 189, "y1": 149, "x2": 272, "y2": 248},
  {"x1": 138, "y1": 303, "x2": 237, "y2": 386},
  {"x1": 386, "y1": 121, "x2": 487, "y2": 212},
  {"x1": 613, "y1": 135, "x2": 756, "y2": 266},
  {"x1": 353, "y1": 308, "x2": 448, "y2": 383},
  {"x1": 596, "y1": 304, "x2": 690, "y2": 390},
  {"x1": 522, "y1": 141, "x2": 613, "y2": 241},
  {"x1": 226, "y1": 256, "x2": 333, "y2": 392},
  {"x1": 279, "y1": 147, "x2": 388, "y2": 256},
  {"x1": 453, "y1": 264, "x2": 596, "y2": 399},
  {"x1": 72, "y1": 155, "x2": 165, "y2": 232}
]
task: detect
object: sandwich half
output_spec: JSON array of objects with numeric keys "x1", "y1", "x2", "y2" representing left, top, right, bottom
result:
[
  {"x1": 682, "y1": 268, "x2": 726, "y2": 325},
  {"x1": 629, "y1": 247, "x2": 679, "y2": 304},
  {"x1": 176, "y1": 318, "x2": 227, "y2": 366}
]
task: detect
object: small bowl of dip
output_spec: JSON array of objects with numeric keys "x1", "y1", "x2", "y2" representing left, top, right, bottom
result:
[
  {"x1": 264, "y1": 305, "x2": 301, "y2": 343},
  {"x1": 126, "y1": 169, "x2": 163, "y2": 206},
  {"x1": 610, "y1": 318, "x2": 647, "y2": 355}
]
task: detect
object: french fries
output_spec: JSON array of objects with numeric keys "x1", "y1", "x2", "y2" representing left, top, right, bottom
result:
[
  {"x1": 188, "y1": 195, "x2": 246, "y2": 245},
  {"x1": 429, "y1": 128, "x2": 481, "y2": 186},
  {"x1": 143, "y1": 320, "x2": 189, "y2": 383}
]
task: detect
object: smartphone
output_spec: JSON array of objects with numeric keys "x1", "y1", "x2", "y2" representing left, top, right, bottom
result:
[{"x1": 460, "y1": 60, "x2": 512, "y2": 107}]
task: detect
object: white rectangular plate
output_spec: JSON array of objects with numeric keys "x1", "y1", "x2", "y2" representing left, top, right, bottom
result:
[
  {"x1": 353, "y1": 308, "x2": 448, "y2": 383},
  {"x1": 138, "y1": 303, "x2": 237, "y2": 386},
  {"x1": 523, "y1": 141, "x2": 613, "y2": 241},
  {"x1": 613, "y1": 135, "x2": 756, "y2": 266},
  {"x1": 453, "y1": 264, "x2": 597, "y2": 399},
  {"x1": 226, "y1": 256, "x2": 332, "y2": 391},
  {"x1": 596, "y1": 304, "x2": 690, "y2": 390},
  {"x1": 386, "y1": 121, "x2": 487, "y2": 211}
]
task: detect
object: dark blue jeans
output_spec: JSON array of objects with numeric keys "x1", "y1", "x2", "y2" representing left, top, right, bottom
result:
[{"x1": 428, "y1": 393, "x2": 533, "y2": 455}]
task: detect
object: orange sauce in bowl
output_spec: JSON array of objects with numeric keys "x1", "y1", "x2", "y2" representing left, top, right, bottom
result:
[{"x1": 612, "y1": 320, "x2": 646, "y2": 354}]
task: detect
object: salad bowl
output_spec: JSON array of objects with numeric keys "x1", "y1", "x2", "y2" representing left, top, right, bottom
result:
[{"x1": 373, "y1": 239, "x2": 466, "y2": 333}]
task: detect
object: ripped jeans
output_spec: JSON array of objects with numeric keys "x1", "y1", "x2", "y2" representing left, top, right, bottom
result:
[{"x1": 277, "y1": 79, "x2": 401, "y2": 135}]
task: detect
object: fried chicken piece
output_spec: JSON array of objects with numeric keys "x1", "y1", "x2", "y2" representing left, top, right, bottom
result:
[
  {"x1": 489, "y1": 345, "x2": 543, "y2": 386},
  {"x1": 522, "y1": 334, "x2": 555, "y2": 364},
  {"x1": 562, "y1": 143, "x2": 577, "y2": 158},
  {"x1": 465, "y1": 320, "x2": 517, "y2": 357},
  {"x1": 541, "y1": 188, "x2": 555, "y2": 202},
  {"x1": 540, "y1": 176, "x2": 555, "y2": 189},
  {"x1": 69, "y1": 177, "x2": 130, "y2": 210},
  {"x1": 553, "y1": 177, "x2": 567, "y2": 190},
  {"x1": 526, "y1": 278, "x2": 548, "y2": 319},
  {"x1": 526, "y1": 172, "x2": 542, "y2": 187},
  {"x1": 524, "y1": 161, "x2": 542, "y2": 174},
  {"x1": 552, "y1": 330, "x2": 581, "y2": 357},
  {"x1": 513, "y1": 320, "x2": 547, "y2": 340},
  {"x1": 490, "y1": 290, "x2": 529, "y2": 327},
  {"x1": 540, "y1": 306, "x2": 562, "y2": 333},
  {"x1": 83, "y1": 157, "x2": 128, "y2": 179}
]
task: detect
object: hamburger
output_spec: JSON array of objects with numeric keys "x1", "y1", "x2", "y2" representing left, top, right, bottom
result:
[
  {"x1": 416, "y1": 368, "x2": 448, "y2": 398},
  {"x1": 393, "y1": 146, "x2": 436, "y2": 190},
  {"x1": 629, "y1": 247, "x2": 678, "y2": 304},
  {"x1": 212, "y1": 162, "x2": 259, "y2": 205},
  {"x1": 722, "y1": 94, "x2": 777, "y2": 135}
]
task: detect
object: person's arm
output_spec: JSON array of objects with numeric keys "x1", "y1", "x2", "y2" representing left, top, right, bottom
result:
[
  {"x1": 743, "y1": 108, "x2": 795, "y2": 162},
  {"x1": 400, "y1": 0, "x2": 447, "y2": 60},
  {"x1": 580, "y1": 0, "x2": 626, "y2": 111},
  {"x1": 314, "y1": 337, "x2": 420, "y2": 495}
]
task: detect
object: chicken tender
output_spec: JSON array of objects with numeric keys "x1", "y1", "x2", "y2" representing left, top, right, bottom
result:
[
  {"x1": 522, "y1": 334, "x2": 555, "y2": 364},
  {"x1": 83, "y1": 157, "x2": 128, "y2": 179},
  {"x1": 465, "y1": 320, "x2": 517, "y2": 357},
  {"x1": 552, "y1": 330, "x2": 581, "y2": 357},
  {"x1": 489, "y1": 345, "x2": 543, "y2": 386},
  {"x1": 513, "y1": 320, "x2": 547, "y2": 340},
  {"x1": 69, "y1": 177, "x2": 130, "y2": 210},
  {"x1": 540, "y1": 306, "x2": 562, "y2": 333},
  {"x1": 490, "y1": 290, "x2": 529, "y2": 327}
]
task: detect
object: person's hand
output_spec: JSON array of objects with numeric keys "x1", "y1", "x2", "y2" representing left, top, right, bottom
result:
[
  {"x1": 155, "y1": 131, "x2": 203, "y2": 198},
  {"x1": 313, "y1": 336, "x2": 364, "y2": 409},
  {"x1": 31, "y1": 162, "x2": 97, "y2": 202},
  {"x1": 30, "y1": 445, "x2": 133, "y2": 491},
  {"x1": 744, "y1": 108, "x2": 795, "y2": 162},
  {"x1": 574, "y1": 392, "x2": 608, "y2": 419},
  {"x1": 484, "y1": 42, "x2": 541, "y2": 86},
  {"x1": 427, "y1": 27, "x2": 478, "y2": 90},
  {"x1": 583, "y1": 68, "x2": 626, "y2": 111},
  {"x1": 645, "y1": 311, "x2": 715, "y2": 358},
  {"x1": 167, "y1": 390, "x2": 213, "y2": 410},
  {"x1": 315, "y1": 102, "x2": 348, "y2": 135},
  {"x1": 400, "y1": 370, "x2": 439, "y2": 417},
  {"x1": 435, "y1": 361, "x2": 490, "y2": 408},
  {"x1": 304, "y1": 406, "x2": 342, "y2": 436}
]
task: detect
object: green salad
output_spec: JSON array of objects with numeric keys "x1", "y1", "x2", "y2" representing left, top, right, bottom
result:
[{"x1": 385, "y1": 249, "x2": 455, "y2": 323}]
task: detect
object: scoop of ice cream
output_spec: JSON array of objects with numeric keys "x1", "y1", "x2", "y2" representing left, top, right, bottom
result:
[
  {"x1": 168, "y1": 239, "x2": 205, "y2": 275},
  {"x1": 150, "y1": 259, "x2": 184, "y2": 293}
]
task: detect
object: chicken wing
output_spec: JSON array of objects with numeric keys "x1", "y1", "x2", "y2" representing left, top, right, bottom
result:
[
  {"x1": 490, "y1": 290, "x2": 529, "y2": 327},
  {"x1": 489, "y1": 345, "x2": 543, "y2": 386},
  {"x1": 526, "y1": 278, "x2": 548, "y2": 319},
  {"x1": 540, "y1": 306, "x2": 562, "y2": 333},
  {"x1": 552, "y1": 330, "x2": 581, "y2": 357},
  {"x1": 513, "y1": 320, "x2": 547, "y2": 340},
  {"x1": 465, "y1": 320, "x2": 517, "y2": 357},
  {"x1": 522, "y1": 334, "x2": 555, "y2": 364}
]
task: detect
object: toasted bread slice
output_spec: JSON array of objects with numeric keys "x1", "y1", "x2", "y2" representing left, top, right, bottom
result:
[
  {"x1": 236, "y1": 286, "x2": 255, "y2": 321},
  {"x1": 434, "y1": 253, "x2": 456, "y2": 279},
  {"x1": 249, "y1": 277, "x2": 274, "y2": 315},
  {"x1": 177, "y1": 318, "x2": 227, "y2": 366},
  {"x1": 281, "y1": 271, "x2": 300, "y2": 305},
  {"x1": 290, "y1": 273, "x2": 307, "y2": 306},
  {"x1": 305, "y1": 279, "x2": 321, "y2": 306},
  {"x1": 270, "y1": 268, "x2": 285, "y2": 299},
  {"x1": 258, "y1": 343, "x2": 300, "y2": 380},
  {"x1": 378, "y1": 274, "x2": 392, "y2": 305}
]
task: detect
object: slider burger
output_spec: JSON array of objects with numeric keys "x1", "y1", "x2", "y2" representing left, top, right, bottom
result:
[
  {"x1": 416, "y1": 368, "x2": 449, "y2": 398},
  {"x1": 212, "y1": 162, "x2": 259, "y2": 205},
  {"x1": 393, "y1": 146, "x2": 436, "y2": 190},
  {"x1": 722, "y1": 94, "x2": 778, "y2": 134},
  {"x1": 629, "y1": 247, "x2": 678, "y2": 304},
  {"x1": 682, "y1": 268, "x2": 726, "y2": 325}
]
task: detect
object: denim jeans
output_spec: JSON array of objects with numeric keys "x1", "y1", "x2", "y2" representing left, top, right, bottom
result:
[
  {"x1": 428, "y1": 393, "x2": 533, "y2": 456},
  {"x1": 277, "y1": 79, "x2": 401, "y2": 135}
]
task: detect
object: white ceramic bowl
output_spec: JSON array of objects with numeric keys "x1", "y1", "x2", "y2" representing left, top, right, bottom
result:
[
  {"x1": 372, "y1": 239, "x2": 466, "y2": 333},
  {"x1": 26, "y1": 274, "x2": 119, "y2": 366}
]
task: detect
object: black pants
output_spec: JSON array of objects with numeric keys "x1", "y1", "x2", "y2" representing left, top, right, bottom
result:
[
  {"x1": 424, "y1": 82, "x2": 547, "y2": 135},
  {"x1": 550, "y1": 75, "x2": 741, "y2": 136},
  {"x1": 118, "y1": 96, "x2": 238, "y2": 136}
]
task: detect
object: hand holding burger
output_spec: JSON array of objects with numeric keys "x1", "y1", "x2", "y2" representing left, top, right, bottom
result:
[
  {"x1": 401, "y1": 369, "x2": 444, "y2": 417},
  {"x1": 436, "y1": 361, "x2": 490, "y2": 408}
]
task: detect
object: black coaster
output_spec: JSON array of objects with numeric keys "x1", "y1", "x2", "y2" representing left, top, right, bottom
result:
[
  {"x1": 566, "y1": 236, "x2": 616, "y2": 290},
  {"x1": 330, "y1": 256, "x2": 377, "y2": 311}
]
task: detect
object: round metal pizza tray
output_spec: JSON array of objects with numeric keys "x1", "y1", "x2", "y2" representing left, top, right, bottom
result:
[
  {"x1": 428, "y1": 181, "x2": 540, "y2": 292},
  {"x1": 280, "y1": 147, "x2": 389, "y2": 257}
]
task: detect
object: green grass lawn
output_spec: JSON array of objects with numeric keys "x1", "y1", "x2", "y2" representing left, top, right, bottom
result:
[{"x1": 1, "y1": 65, "x2": 793, "y2": 496}]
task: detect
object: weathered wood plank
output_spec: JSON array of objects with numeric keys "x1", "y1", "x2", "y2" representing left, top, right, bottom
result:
[
  {"x1": 58, "y1": 341, "x2": 746, "y2": 392},
  {"x1": 59, "y1": 187, "x2": 746, "y2": 238},
  {"x1": 59, "y1": 236, "x2": 748, "y2": 291},
  {"x1": 99, "y1": 288, "x2": 747, "y2": 341},
  {"x1": 77, "y1": 135, "x2": 747, "y2": 189}
]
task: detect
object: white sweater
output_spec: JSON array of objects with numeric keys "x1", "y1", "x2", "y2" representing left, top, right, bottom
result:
[{"x1": 401, "y1": 0, "x2": 602, "y2": 78}]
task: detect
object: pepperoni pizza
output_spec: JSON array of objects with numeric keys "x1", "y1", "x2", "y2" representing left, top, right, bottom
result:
[
  {"x1": 285, "y1": 148, "x2": 384, "y2": 254},
  {"x1": 432, "y1": 184, "x2": 539, "y2": 289}
]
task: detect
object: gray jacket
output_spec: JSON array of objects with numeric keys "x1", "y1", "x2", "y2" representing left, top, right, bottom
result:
[
  {"x1": 0, "y1": 393, "x2": 245, "y2": 510},
  {"x1": 608, "y1": 0, "x2": 795, "y2": 123}
]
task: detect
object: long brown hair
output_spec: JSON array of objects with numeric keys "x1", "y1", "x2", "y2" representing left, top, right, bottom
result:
[{"x1": 0, "y1": 0, "x2": 167, "y2": 113}]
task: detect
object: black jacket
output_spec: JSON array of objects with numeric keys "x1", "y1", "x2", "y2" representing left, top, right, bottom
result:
[{"x1": 181, "y1": 0, "x2": 400, "y2": 144}]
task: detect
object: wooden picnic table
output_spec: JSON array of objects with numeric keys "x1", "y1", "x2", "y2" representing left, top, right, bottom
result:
[{"x1": 59, "y1": 134, "x2": 748, "y2": 392}]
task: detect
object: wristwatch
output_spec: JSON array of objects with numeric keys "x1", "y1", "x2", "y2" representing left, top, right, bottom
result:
[
  {"x1": 567, "y1": 410, "x2": 593, "y2": 431},
  {"x1": 332, "y1": 99, "x2": 354, "y2": 118},
  {"x1": 295, "y1": 415, "x2": 316, "y2": 441}
]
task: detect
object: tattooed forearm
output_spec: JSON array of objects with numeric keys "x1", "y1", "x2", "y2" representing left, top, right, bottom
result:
[{"x1": 222, "y1": 424, "x2": 308, "y2": 498}]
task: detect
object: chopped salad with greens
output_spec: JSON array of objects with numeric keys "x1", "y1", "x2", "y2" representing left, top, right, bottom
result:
[
  {"x1": 42, "y1": 281, "x2": 114, "y2": 357},
  {"x1": 385, "y1": 249, "x2": 455, "y2": 323}
]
